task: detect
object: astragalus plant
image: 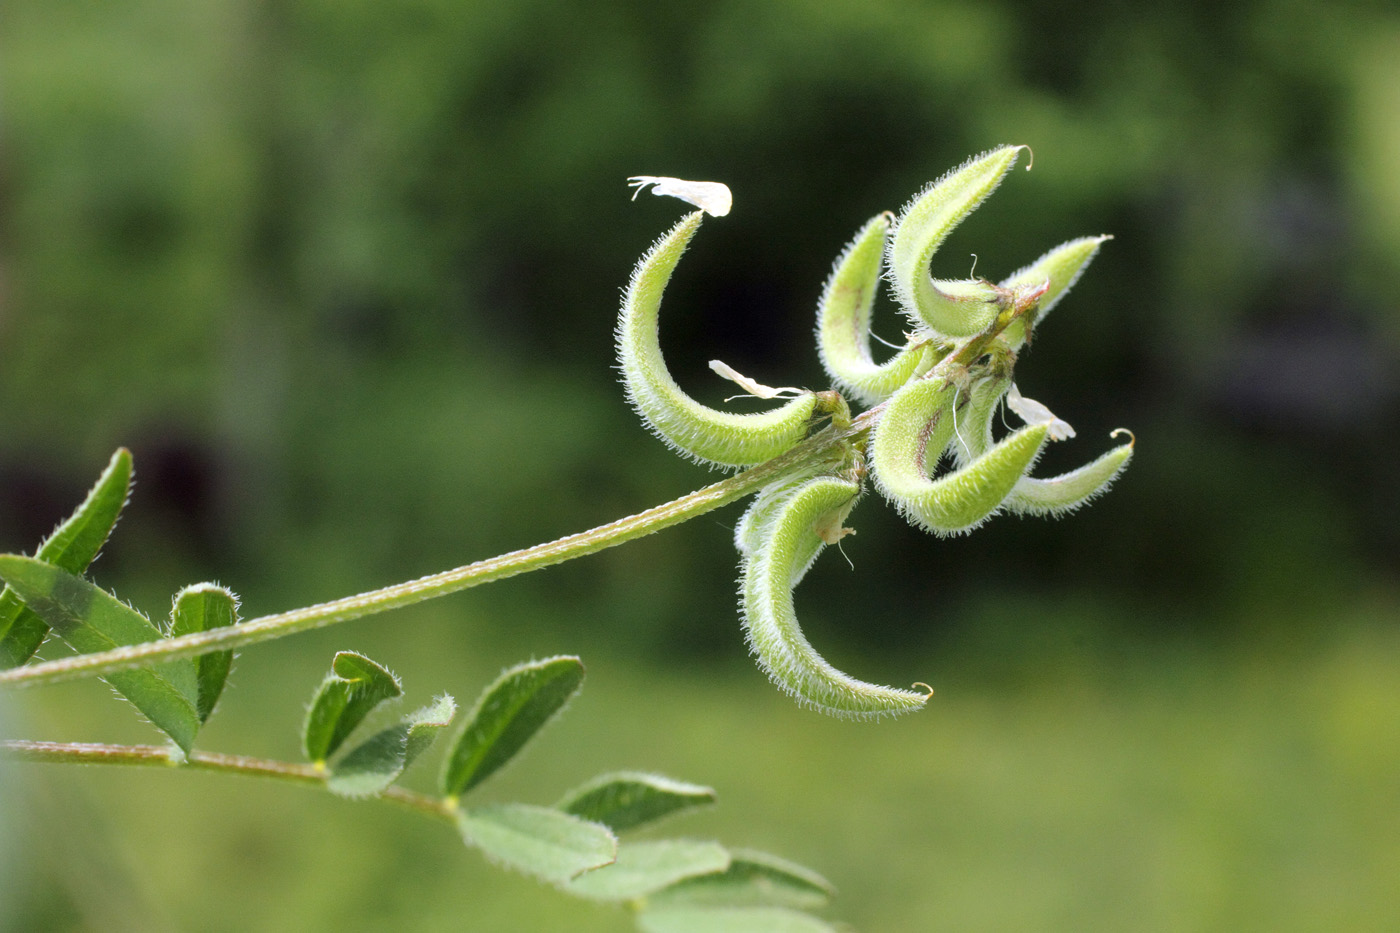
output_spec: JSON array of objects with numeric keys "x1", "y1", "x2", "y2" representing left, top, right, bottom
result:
[{"x1": 1, "y1": 147, "x2": 1131, "y2": 932}]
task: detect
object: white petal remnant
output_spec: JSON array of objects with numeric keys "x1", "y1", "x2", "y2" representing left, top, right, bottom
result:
[
  {"x1": 1006, "y1": 383, "x2": 1075, "y2": 441},
  {"x1": 708, "y1": 360, "x2": 805, "y2": 400},
  {"x1": 628, "y1": 176, "x2": 733, "y2": 217}
]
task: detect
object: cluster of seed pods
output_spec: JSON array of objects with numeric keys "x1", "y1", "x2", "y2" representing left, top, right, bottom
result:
[{"x1": 620, "y1": 148, "x2": 1134, "y2": 718}]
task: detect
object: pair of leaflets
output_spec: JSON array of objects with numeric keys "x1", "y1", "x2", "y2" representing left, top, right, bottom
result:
[{"x1": 0, "y1": 449, "x2": 236, "y2": 754}]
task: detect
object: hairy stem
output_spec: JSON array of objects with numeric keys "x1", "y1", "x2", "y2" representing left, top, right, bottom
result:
[
  {"x1": 0, "y1": 310, "x2": 1017, "y2": 691},
  {"x1": 0, "y1": 740, "x2": 454, "y2": 821}
]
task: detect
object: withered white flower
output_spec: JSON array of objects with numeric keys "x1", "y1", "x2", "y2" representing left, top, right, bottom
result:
[
  {"x1": 627, "y1": 176, "x2": 733, "y2": 217},
  {"x1": 1007, "y1": 382, "x2": 1075, "y2": 441}
]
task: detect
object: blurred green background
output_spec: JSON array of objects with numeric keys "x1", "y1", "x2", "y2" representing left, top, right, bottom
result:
[{"x1": 2, "y1": 0, "x2": 1398, "y2": 929}]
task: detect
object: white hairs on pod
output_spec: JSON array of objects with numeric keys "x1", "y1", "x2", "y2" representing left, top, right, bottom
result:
[
  {"x1": 814, "y1": 212, "x2": 945, "y2": 406},
  {"x1": 954, "y1": 373, "x2": 1134, "y2": 517},
  {"x1": 869, "y1": 376, "x2": 1049, "y2": 536},
  {"x1": 617, "y1": 211, "x2": 819, "y2": 468},
  {"x1": 738, "y1": 475, "x2": 931, "y2": 719}
]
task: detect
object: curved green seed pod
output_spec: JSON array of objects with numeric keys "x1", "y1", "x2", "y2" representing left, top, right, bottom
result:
[
  {"x1": 740, "y1": 476, "x2": 930, "y2": 719},
  {"x1": 998, "y1": 235, "x2": 1111, "y2": 349},
  {"x1": 815, "y1": 213, "x2": 943, "y2": 406},
  {"x1": 887, "y1": 145, "x2": 1027, "y2": 338},
  {"x1": 954, "y1": 373, "x2": 1134, "y2": 516},
  {"x1": 1003, "y1": 434, "x2": 1133, "y2": 516},
  {"x1": 618, "y1": 211, "x2": 819, "y2": 468},
  {"x1": 871, "y1": 376, "x2": 1049, "y2": 536},
  {"x1": 735, "y1": 473, "x2": 823, "y2": 559}
]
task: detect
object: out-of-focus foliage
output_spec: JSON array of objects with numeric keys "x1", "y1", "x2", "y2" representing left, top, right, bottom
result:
[
  {"x1": 2, "y1": 0, "x2": 1396, "y2": 642},
  {"x1": 1, "y1": 0, "x2": 1397, "y2": 929}
]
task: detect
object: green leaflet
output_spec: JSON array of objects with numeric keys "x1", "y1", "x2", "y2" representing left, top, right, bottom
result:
[
  {"x1": 302, "y1": 651, "x2": 403, "y2": 764},
  {"x1": 167, "y1": 584, "x2": 239, "y2": 723},
  {"x1": 565, "y1": 839, "x2": 729, "y2": 902},
  {"x1": 618, "y1": 211, "x2": 819, "y2": 468},
  {"x1": 998, "y1": 235, "x2": 1112, "y2": 349},
  {"x1": 739, "y1": 476, "x2": 929, "y2": 719},
  {"x1": 0, "y1": 556, "x2": 200, "y2": 753},
  {"x1": 457, "y1": 802, "x2": 616, "y2": 884},
  {"x1": 645, "y1": 848, "x2": 834, "y2": 911},
  {"x1": 814, "y1": 213, "x2": 943, "y2": 405},
  {"x1": 887, "y1": 146, "x2": 1027, "y2": 338},
  {"x1": 954, "y1": 373, "x2": 1135, "y2": 516},
  {"x1": 326, "y1": 694, "x2": 456, "y2": 798},
  {"x1": 556, "y1": 771, "x2": 716, "y2": 833},
  {"x1": 638, "y1": 907, "x2": 836, "y2": 933},
  {"x1": 0, "y1": 448, "x2": 132, "y2": 668},
  {"x1": 870, "y1": 376, "x2": 1049, "y2": 536},
  {"x1": 441, "y1": 655, "x2": 584, "y2": 799}
]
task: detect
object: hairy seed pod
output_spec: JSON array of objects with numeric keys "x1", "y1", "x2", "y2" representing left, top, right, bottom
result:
[
  {"x1": 871, "y1": 376, "x2": 1049, "y2": 535},
  {"x1": 954, "y1": 372, "x2": 1134, "y2": 516},
  {"x1": 739, "y1": 475, "x2": 930, "y2": 719},
  {"x1": 618, "y1": 212, "x2": 819, "y2": 467},
  {"x1": 815, "y1": 213, "x2": 944, "y2": 406},
  {"x1": 887, "y1": 146, "x2": 1028, "y2": 338},
  {"x1": 734, "y1": 472, "x2": 825, "y2": 559},
  {"x1": 997, "y1": 235, "x2": 1111, "y2": 349}
]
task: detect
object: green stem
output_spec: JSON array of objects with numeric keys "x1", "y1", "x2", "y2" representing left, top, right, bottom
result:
[
  {"x1": 0, "y1": 443, "x2": 835, "y2": 689},
  {"x1": 0, "y1": 739, "x2": 454, "y2": 821},
  {"x1": 0, "y1": 308, "x2": 1018, "y2": 692}
]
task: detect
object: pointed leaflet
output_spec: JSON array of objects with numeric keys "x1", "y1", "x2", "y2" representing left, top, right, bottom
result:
[
  {"x1": 888, "y1": 145, "x2": 1028, "y2": 337},
  {"x1": 645, "y1": 848, "x2": 834, "y2": 911},
  {"x1": 638, "y1": 907, "x2": 836, "y2": 933},
  {"x1": 326, "y1": 694, "x2": 456, "y2": 798},
  {"x1": 953, "y1": 371, "x2": 1134, "y2": 516},
  {"x1": 997, "y1": 235, "x2": 1111, "y2": 349},
  {"x1": 0, "y1": 556, "x2": 200, "y2": 752},
  {"x1": 0, "y1": 448, "x2": 132, "y2": 668},
  {"x1": 870, "y1": 376, "x2": 1049, "y2": 536},
  {"x1": 441, "y1": 655, "x2": 584, "y2": 799},
  {"x1": 618, "y1": 211, "x2": 819, "y2": 468},
  {"x1": 167, "y1": 584, "x2": 239, "y2": 723},
  {"x1": 458, "y1": 803, "x2": 616, "y2": 883},
  {"x1": 740, "y1": 476, "x2": 929, "y2": 719},
  {"x1": 302, "y1": 651, "x2": 402, "y2": 764},
  {"x1": 557, "y1": 772, "x2": 716, "y2": 833},
  {"x1": 815, "y1": 213, "x2": 942, "y2": 406},
  {"x1": 566, "y1": 840, "x2": 729, "y2": 901}
]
